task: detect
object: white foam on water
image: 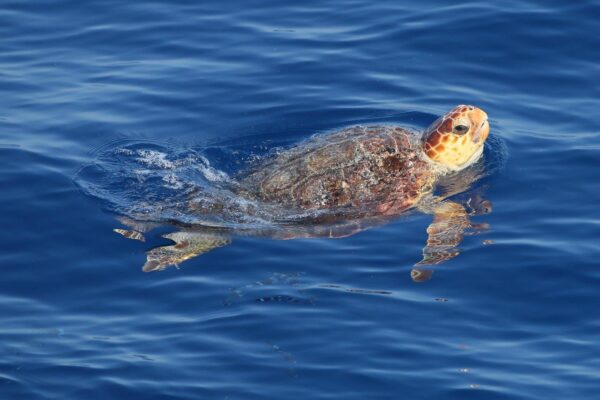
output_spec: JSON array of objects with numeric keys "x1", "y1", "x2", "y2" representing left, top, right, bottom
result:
[
  {"x1": 135, "y1": 150, "x2": 176, "y2": 169},
  {"x1": 132, "y1": 169, "x2": 152, "y2": 183},
  {"x1": 162, "y1": 173, "x2": 184, "y2": 189},
  {"x1": 115, "y1": 148, "x2": 134, "y2": 156},
  {"x1": 197, "y1": 155, "x2": 232, "y2": 183}
]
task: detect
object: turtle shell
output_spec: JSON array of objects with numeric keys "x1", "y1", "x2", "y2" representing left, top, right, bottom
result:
[{"x1": 240, "y1": 126, "x2": 435, "y2": 216}]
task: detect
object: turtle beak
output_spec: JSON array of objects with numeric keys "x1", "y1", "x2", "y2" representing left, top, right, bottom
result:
[{"x1": 471, "y1": 109, "x2": 489, "y2": 144}]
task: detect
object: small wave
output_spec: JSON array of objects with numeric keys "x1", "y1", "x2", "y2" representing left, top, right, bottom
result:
[
  {"x1": 197, "y1": 155, "x2": 233, "y2": 183},
  {"x1": 135, "y1": 149, "x2": 177, "y2": 169}
]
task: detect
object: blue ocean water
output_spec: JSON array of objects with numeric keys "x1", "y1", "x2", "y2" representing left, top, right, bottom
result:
[{"x1": 2, "y1": 0, "x2": 600, "y2": 398}]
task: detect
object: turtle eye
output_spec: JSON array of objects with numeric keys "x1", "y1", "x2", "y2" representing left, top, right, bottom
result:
[{"x1": 453, "y1": 124, "x2": 469, "y2": 135}]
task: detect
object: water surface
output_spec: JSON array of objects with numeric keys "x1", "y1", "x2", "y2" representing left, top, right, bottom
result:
[{"x1": 1, "y1": 1, "x2": 600, "y2": 399}]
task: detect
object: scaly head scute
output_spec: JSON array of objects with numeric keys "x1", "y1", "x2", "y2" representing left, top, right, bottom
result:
[{"x1": 422, "y1": 105, "x2": 490, "y2": 170}]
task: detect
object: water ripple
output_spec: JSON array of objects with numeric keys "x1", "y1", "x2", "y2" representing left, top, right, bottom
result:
[{"x1": 1, "y1": 0, "x2": 600, "y2": 399}]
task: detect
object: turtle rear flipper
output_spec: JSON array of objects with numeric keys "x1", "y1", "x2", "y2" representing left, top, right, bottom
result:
[
  {"x1": 113, "y1": 215, "x2": 164, "y2": 242},
  {"x1": 143, "y1": 230, "x2": 231, "y2": 272},
  {"x1": 116, "y1": 215, "x2": 162, "y2": 233},
  {"x1": 113, "y1": 228, "x2": 146, "y2": 242}
]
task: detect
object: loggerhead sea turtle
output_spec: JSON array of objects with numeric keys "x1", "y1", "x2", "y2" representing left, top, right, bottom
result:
[{"x1": 114, "y1": 105, "x2": 492, "y2": 281}]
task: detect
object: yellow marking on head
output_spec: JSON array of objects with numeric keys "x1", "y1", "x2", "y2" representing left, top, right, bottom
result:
[{"x1": 423, "y1": 105, "x2": 490, "y2": 170}]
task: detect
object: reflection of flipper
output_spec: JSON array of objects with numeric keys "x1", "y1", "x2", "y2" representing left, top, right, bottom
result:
[
  {"x1": 414, "y1": 201, "x2": 470, "y2": 275},
  {"x1": 143, "y1": 231, "x2": 231, "y2": 272}
]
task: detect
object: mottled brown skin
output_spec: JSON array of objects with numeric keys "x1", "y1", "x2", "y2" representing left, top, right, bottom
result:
[{"x1": 241, "y1": 126, "x2": 435, "y2": 217}]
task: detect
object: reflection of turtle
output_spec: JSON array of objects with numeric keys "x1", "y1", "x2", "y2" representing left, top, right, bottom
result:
[{"x1": 115, "y1": 105, "x2": 492, "y2": 281}]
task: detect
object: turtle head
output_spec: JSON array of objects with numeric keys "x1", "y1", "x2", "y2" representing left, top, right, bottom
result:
[{"x1": 422, "y1": 105, "x2": 490, "y2": 170}]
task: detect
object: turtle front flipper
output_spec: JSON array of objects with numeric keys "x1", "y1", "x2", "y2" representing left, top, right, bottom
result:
[
  {"x1": 412, "y1": 201, "x2": 470, "y2": 281},
  {"x1": 143, "y1": 230, "x2": 231, "y2": 272}
]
